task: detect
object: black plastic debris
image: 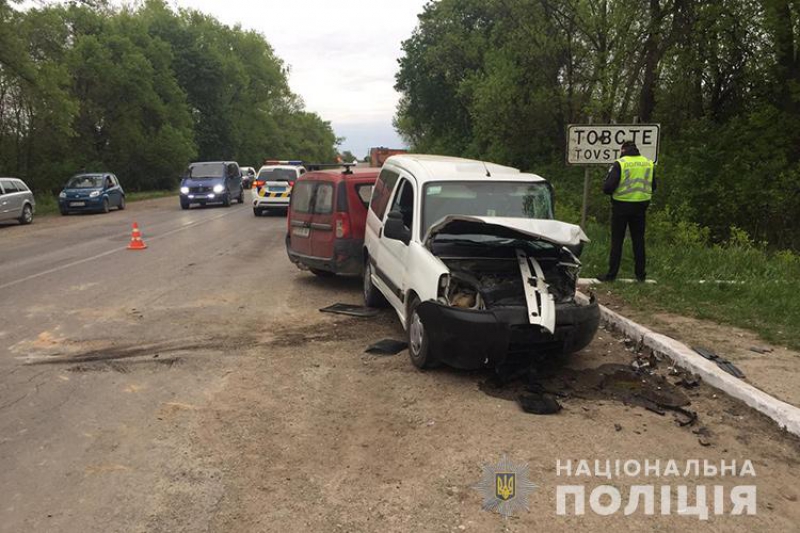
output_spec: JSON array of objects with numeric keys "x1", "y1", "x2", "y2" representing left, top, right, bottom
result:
[
  {"x1": 673, "y1": 407, "x2": 698, "y2": 427},
  {"x1": 693, "y1": 426, "x2": 713, "y2": 447},
  {"x1": 518, "y1": 393, "x2": 562, "y2": 415},
  {"x1": 693, "y1": 346, "x2": 745, "y2": 379},
  {"x1": 675, "y1": 372, "x2": 702, "y2": 389},
  {"x1": 365, "y1": 339, "x2": 408, "y2": 355},
  {"x1": 320, "y1": 303, "x2": 380, "y2": 318}
]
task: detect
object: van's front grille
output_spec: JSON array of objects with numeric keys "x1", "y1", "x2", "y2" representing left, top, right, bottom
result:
[{"x1": 189, "y1": 186, "x2": 212, "y2": 193}]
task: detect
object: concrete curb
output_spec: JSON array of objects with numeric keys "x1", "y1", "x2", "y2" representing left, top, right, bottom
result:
[{"x1": 578, "y1": 293, "x2": 800, "y2": 437}]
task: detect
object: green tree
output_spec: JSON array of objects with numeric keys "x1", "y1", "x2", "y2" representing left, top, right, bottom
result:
[{"x1": 394, "y1": 0, "x2": 800, "y2": 249}]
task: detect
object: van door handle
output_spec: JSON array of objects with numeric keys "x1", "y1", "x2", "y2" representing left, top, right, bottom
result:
[
  {"x1": 290, "y1": 220, "x2": 306, "y2": 228},
  {"x1": 310, "y1": 223, "x2": 332, "y2": 230}
]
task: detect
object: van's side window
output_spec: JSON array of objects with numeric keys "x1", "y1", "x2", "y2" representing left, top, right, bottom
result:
[
  {"x1": 292, "y1": 181, "x2": 315, "y2": 214},
  {"x1": 314, "y1": 183, "x2": 334, "y2": 214},
  {"x1": 370, "y1": 169, "x2": 399, "y2": 219},
  {"x1": 390, "y1": 179, "x2": 414, "y2": 230}
]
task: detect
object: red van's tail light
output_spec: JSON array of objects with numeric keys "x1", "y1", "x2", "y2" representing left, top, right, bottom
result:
[{"x1": 335, "y1": 212, "x2": 351, "y2": 239}]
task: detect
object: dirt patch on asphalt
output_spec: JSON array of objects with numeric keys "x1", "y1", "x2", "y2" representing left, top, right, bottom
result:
[{"x1": 171, "y1": 315, "x2": 800, "y2": 532}]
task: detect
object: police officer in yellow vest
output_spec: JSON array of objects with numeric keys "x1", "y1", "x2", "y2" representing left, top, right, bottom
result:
[{"x1": 598, "y1": 140, "x2": 656, "y2": 282}]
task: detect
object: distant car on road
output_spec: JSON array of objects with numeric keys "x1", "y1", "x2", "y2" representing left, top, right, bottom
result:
[
  {"x1": 0, "y1": 177, "x2": 35, "y2": 225},
  {"x1": 180, "y1": 161, "x2": 244, "y2": 209},
  {"x1": 241, "y1": 166, "x2": 256, "y2": 189},
  {"x1": 252, "y1": 161, "x2": 305, "y2": 216},
  {"x1": 286, "y1": 167, "x2": 378, "y2": 276},
  {"x1": 59, "y1": 173, "x2": 125, "y2": 215}
]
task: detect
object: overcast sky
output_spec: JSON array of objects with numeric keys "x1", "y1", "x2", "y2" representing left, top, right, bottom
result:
[{"x1": 170, "y1": 0, "x2": 427, "y2": 158}]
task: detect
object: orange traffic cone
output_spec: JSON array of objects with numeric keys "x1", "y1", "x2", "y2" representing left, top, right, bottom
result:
[{"x1": 127, "y1": 222, "x2": 147, "y2": 250}]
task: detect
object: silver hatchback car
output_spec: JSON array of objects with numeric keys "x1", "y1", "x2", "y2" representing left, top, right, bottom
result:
[{"x1": 0, "y1": 177, "x2": 35, "y2": 225}]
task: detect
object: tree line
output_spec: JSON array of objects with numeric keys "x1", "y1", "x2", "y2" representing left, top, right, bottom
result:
[
  {"x1": 394, "y1": 0, "x2": 800, "y2": 250},
  {"x1": 0, "y1": 0, "x2": 339, "y2": 194}
]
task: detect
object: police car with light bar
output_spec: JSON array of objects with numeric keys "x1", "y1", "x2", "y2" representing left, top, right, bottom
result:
[{"x1": 252, "y1": 160, "x2": 306, "y2": 216}]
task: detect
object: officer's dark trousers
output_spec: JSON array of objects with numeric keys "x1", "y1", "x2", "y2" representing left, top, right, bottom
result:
[{"x1": 607, "y1": 200, "x2": 649, "y2": 280}]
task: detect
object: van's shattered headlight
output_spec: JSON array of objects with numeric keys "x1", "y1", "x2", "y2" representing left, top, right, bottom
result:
[{"x1": 439, "y1": 272, "x2": 485, "y2": 310}]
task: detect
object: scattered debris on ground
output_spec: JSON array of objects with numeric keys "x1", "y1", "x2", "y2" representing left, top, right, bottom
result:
[
  {"x1": 365, "y1": 339, "x2": 408, "y2": 355},
  {"x1": 694, "y1": 346, "x2": 746, "y2": 378},
  {"x1": 518, "y1": 393, "x2": 562, "y2": 415},
  {"x1": 480, "y1": 328, "x2": 705, "y2": 434},
  {"x1": 319, "y1": 303, "x2": 380, "y2": 318}
]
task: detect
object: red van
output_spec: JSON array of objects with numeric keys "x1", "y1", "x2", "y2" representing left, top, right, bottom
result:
[{"x1": 286, "y1": 167, "x2": 378, "y2": 276}]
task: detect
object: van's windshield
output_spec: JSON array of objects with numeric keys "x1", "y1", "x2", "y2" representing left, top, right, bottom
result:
[
  {"x1": 188, "y1": 163, "x2": 225, "y2": 179},
  {"x1": 422, "y1": 181, "x2": 554, "y2": 237}
]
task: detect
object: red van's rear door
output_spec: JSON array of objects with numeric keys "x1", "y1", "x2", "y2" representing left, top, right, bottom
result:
[
  {"x1": 288, "y1": 180, "x2": 316, "y2": 257},
  {"x1": 309, "y1": 180, "x2": 336, "y2": 260}
]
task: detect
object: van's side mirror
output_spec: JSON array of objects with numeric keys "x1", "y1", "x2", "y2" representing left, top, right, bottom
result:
[{"x1": 384, "y1": 210, "x2": 411, "y2": 245}]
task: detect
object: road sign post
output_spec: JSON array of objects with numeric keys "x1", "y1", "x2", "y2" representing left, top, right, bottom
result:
[
  {"x1": 567, "y1": 123, "x2": 660, "y2": 228},
  {"x1": 581, "y1": 166, "x2": 590, "y2": 228}
]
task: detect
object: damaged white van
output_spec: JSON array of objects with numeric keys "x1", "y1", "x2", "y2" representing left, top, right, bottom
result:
[{"x1": 363, "y1": 154, "x2": 600, "y2": 370}]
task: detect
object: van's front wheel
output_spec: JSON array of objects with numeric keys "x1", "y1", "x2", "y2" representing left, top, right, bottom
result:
[
  {"x1": 363, "y1": 258, "x2": 387, "y2": 308},
  {"x1": 407, "y1": 295, "x2": 438, "y2": 369}
]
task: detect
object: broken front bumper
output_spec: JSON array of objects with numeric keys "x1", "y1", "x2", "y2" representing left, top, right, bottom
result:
[{"x1": 417, "y1": 296, "x2": 600, "y2": 370}]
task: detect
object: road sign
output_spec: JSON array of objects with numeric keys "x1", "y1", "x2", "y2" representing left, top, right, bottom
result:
[{"x1": 567, "y1": 124, "x2": 660, "y2": 165}]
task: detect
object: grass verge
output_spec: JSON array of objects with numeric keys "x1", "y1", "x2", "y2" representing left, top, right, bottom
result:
[
  {"x1": 35, "y1": 190, "x2": 176, "y2": 217},
  {"x1": 558, "y1": 204, "x2": 800, "y2": 350}
]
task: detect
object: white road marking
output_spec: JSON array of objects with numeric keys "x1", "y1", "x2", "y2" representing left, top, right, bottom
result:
[{"x1": 0, "y1": 210, "x2": 241, "y2": 291}]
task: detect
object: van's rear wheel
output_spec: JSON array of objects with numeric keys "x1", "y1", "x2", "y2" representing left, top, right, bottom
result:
[
  {"x1": 363, "y1": 259, "x2": 387, "y2": 308},
  {"x1": 407, "y1": 295, "x2": 438, "y2": 369}
]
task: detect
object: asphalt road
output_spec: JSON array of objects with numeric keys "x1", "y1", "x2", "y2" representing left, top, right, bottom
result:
[{"x1": 1, "y1": 196, "x2": 798, "y2": 532}]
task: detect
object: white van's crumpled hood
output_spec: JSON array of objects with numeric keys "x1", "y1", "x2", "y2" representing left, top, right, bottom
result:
[{"x1": 424, "y1": 216, "x2": 589, "y2": 247}]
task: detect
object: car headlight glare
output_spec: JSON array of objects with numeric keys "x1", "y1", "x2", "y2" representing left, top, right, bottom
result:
[
  {"x1": 213, "y1": 184, "x2": 225, "y2": 193},
  {"x1": 59, "y1": 191, "x2": 66, "y2": 198},
  {"x1": 89, "y1": 190, "x2": 101, "y2": 198},
  {"x1": 180, "y1": 186, "x2": 189, "y2": 194}
]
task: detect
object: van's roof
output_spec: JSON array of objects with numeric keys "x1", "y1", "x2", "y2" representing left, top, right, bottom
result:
[
  {"x1": 383, "y1": 154, "x2": 546, "y2": 183},
  {"x1": 258, "y1": 164, "x2": 302, "y2": 171}
]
